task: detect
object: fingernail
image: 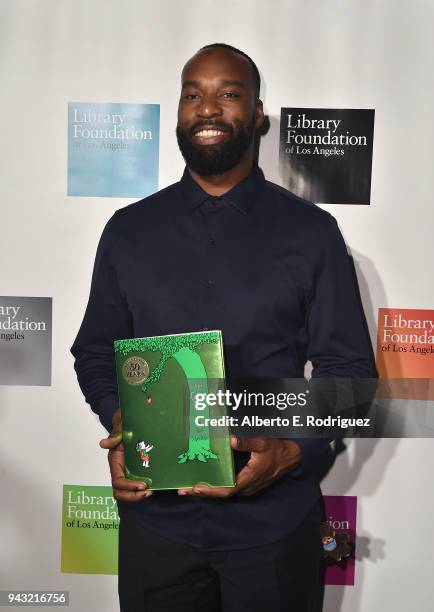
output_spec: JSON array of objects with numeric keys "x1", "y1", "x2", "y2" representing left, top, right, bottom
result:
[{"x1": 178, "y1": 490, "x2": 188, "y2": 495}]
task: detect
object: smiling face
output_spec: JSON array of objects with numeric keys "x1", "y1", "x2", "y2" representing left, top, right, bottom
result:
[{"x1": 176, "y1": 47, "x2": 264, "y2": 176}]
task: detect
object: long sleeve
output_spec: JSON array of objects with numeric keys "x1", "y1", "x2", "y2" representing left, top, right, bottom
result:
[
  {"x1": 71, "y1": 213, "x2": 132, "y2": 432},
  {"x1": 294, "y1": 214, "x2": 376, "y2": 473},
  {"x1": 307, "y1": 214, "x2": 376, "y2": 378}
]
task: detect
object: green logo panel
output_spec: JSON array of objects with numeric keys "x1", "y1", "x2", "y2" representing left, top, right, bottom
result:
[{"x1": 61, "y1": 484, "x2": 118, "y2": 575}]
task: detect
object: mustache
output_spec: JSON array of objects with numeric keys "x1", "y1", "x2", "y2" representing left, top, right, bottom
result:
[{"x1": 188, "y1": 120, "x2": 233, "y2": 136}]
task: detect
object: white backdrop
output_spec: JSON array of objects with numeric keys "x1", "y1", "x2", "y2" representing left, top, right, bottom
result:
[{"x1": 1, "y1": 1, "x2": 433, "y2": 610}]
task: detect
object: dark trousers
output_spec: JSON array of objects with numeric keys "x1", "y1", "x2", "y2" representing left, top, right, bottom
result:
[{"x1": 118, "y1": 501, "x2": 324, "y2": 612}]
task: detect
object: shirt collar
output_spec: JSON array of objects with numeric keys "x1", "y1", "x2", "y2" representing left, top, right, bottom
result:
[{"x1": 178, "y1": 165, "x2": 266, "y2": 215}]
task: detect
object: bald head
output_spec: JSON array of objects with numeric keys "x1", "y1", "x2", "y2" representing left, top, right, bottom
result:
[{"x1": 182, "y1": 44, "x2": 260, "y2": 101}]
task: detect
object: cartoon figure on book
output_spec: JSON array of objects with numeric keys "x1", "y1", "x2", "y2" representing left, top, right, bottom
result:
[
  {"x1": 135, "y1": 441, "x2": 154, "y2": 468},
  {"x1": 71, "y1": 42, "x2": 376, "y2": 611}
]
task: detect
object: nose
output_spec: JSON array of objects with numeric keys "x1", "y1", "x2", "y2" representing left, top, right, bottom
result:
[{"x1": 197, "y1": 94, "x2": 222, "y2": 118}]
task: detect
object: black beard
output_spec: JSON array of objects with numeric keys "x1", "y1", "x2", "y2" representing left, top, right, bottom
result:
[{"x1": 176, "y1": 117, "x2": 256, "y2": 176}]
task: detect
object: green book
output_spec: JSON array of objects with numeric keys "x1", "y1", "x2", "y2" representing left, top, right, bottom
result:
[{"x1": 114, "y1": 330, "x2": 235, "y2": 490}]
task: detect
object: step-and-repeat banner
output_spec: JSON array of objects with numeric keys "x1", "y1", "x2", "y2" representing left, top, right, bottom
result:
[{"x1": 1, "y1": 1, "x2": 432, "y2": 611}]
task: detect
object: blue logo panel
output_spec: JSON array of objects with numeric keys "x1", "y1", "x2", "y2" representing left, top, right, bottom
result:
[{"x1": 68, "y1": 102, "x2": 159, "y2": 198}]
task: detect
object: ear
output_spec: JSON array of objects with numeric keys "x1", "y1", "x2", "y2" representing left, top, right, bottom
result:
[{"x1": 255, "y1": 99, "x2": 265, "y2": 129}]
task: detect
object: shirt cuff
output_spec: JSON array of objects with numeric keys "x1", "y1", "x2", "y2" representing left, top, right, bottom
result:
[{"x1": 96, "y1": 395, "x2": 119, "y2": 433}]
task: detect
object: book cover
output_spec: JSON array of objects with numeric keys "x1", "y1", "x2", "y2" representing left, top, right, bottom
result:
[{"x1": 114, "y1": 330, "x2": 235, "y2": 490}]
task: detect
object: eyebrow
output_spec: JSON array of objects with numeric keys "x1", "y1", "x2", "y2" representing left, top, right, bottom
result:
[{"x1": 181, "y1": 79, "x2": 246, "y2": 89}]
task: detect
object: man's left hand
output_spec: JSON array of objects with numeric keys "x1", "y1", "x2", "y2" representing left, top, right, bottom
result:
[{"x1": 178, "y1": 437, "x2": 302, "y2": 498}]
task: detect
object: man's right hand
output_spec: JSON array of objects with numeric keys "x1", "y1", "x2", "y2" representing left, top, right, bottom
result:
[{"x1": 99, "y1": 408, "x2": 153, "y2": 502}]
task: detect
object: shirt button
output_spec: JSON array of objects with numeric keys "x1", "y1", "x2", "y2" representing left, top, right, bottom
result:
[
  {"x1": 207, "y1": 280, "x2": 213, "y2": 287},
  {"x1": 209, "y1": 237, "x2": 215, "y2": 245}
]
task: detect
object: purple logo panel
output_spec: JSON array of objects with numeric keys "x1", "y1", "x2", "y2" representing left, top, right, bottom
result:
[{"x1": 323, "y1": 495, "x2": 357, "y2": 586}]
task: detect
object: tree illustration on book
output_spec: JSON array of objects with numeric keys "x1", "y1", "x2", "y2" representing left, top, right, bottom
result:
[{"x1": 115, "y1": 332, "x2": 221, "y2": 464}]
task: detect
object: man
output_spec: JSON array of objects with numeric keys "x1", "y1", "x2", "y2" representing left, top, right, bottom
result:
[{"x1": 71, "y1": 43, "x2": 375, "y2": 611}]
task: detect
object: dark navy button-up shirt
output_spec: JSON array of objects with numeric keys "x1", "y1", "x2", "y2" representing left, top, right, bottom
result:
[{"x1": 71, "y1": 165, "x2": 375, "y2": 550}]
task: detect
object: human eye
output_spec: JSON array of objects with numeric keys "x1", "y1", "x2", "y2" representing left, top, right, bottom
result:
[
  {"x1": 182, "y1": 92, "x2": 200, "y2": 100},
  {"x1": 221, "y1": 91, "x2": 240, "y2": 99}
]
